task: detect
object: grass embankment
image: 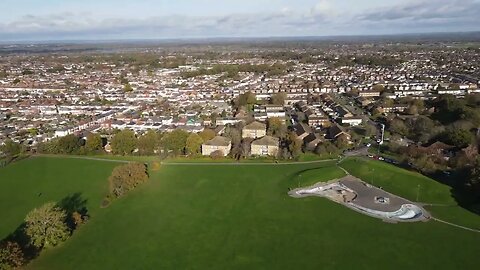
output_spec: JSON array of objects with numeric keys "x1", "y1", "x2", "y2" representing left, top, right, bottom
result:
[
  {"x1": 340, "y1": 157, "x2": 480, "y2": 229},
  {"x1": 0, "y1": 156, "x2": 479, "y2": 269},
  {"x1": 0, "y1": 156, "x2": 118, "y2": 240}
]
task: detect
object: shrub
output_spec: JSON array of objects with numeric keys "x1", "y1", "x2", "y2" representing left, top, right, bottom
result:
[{"x1": 108, "y1": 163, "x2": 149, "y2": 198}]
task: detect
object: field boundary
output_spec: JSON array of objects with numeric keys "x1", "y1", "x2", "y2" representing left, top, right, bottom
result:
[
  {"x1": 161, "y1": 159, "x2": 337, "y2": 166},
  {"x1": 432, "y1": 217, "x2": 480, "y2": 233},
  {"x1": 33, "y1": 154, "x2": 131, "y2": 163}
]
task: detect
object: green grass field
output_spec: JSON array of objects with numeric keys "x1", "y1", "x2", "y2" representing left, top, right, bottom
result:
[{"x1": 1, "y1": 156, "x2": 480, "y2": 269}]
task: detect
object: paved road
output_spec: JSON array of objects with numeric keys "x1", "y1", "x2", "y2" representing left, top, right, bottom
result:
[{"x1": 343, "y1": 146, "x2": 370, "y2": 157}]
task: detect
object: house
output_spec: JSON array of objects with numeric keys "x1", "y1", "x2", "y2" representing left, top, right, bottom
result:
[
  {"x1": 358, "y1": 90, "x2": 381, "y2": 98},
  {"x1": 335, "y1": 106, "x2": 353, "y2": 118},
  {"x1": 303, "y1": 133, "x2": 323, "y2": 151},
  {"x1": 381, "y1": 105, "x2": 408, "y2": 113},
  {"x1": 307, "y1": 115, "x2": 330, "y2": 128},
  {"x1": 242, "y1": 121, "x2": 267, "y2": 139},
  {"x1": 294, "y1": 123, "x2": 313, "y2": 140},
  {"x1": 341, "y1": 117, "x2": 363, "y2": 126},
  {"x1": 202, "y1": 136, "x2": 232, "y2": 156},
  {"x1": 326, "y1": 124, "x2": 351, "y2": 140},
  {"x1": 251, "y1": 136, "x2": 279, "y2": 156},
  {"x1": 216, "y1": 117, "x2": 242, "y2": 126}
]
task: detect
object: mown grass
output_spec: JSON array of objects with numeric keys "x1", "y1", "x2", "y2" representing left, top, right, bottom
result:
[
  {"x1": 0, "y1": 156, "x2": 479, "y2": 269},
  {"x1": 0, "y1": 156, "x2": 118, "y2": 240}
]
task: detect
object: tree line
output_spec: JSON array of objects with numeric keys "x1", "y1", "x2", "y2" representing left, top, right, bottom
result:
[{"x1": 382, "y1": 94, "x2": 480, "y2": 204}]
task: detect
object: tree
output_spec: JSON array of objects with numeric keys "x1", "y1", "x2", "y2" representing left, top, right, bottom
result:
[
  {"x1": 161, "y1": 129, "x2": 189, "y2": 155},
  {"x1": 406, "y1": 105, "x2": 419, "y2": 115},
  {"x1": 111, "y1": 130, "x2": 137, "y2": 155},
  {"x1": 57, "y1": 134, "x2": 82, "y2": 154},
  {"x1": 223, "y1": 126, "x2": 242, "y2": 147},
  {"x1": 372, "y1": 84, "x2": 385, "y2": 92},
  {"x1": 389, "y1": 118, "x2": 409, "y2": 136},
  {"x1": 442, "y1": 129, "x2": 474, "y2": 148},
  {"x1": 410, "y1": 116, "x2": 438, "y2": 143},
  {"x1": 85, "y1": 133, "x2": 103, "y2": 153},
  {"x1": 288, "y1": 132, "x2": 302, "y2": 159},
  {"x1": 109, "y1": 163, "x2": 149, "y2": 198},
  {"x1": 185, "y1": 133, "x2": 204, "y2": 155},
  {"x1": 24, "y1": 202, "x2": 70, "y2": 249},
  {"x1": 267, "y1": 117, "x2": 287, "y2": 138},
  {"x1": 0, "y1": 241, "x2": 24, "y2": 269},
  {"x1": 270, "y1": 92, "x2": 287, "y2": 105},
  {"x1": 364, "y1": 124, "x2": 377, "y2": 137},
  {"x1": 123, "y1": 83, "x2": 133, "y2": 92},
  {"x1": 0, "y1": 139, "x2": 22, "y2": 157},
  {"x1": 199, "y1": 129, "x2": 216, "y2": 141},
  {"x1": 137, "y1": 130, "x2": 159, "y2": 155},
  {"x1": 432, "y1": 95, "x2": 465, "y2": 124},
  {"x1": 315, "y1": 141, "x2": 339, "y2": 156},
  {"x1": 465, "y1": 93, "x2": 480, "y2": 107},
  {"x1": 335, "y1": 134, "x2": 350, "y2": 150},
  {"x1": 234, "y1": 91, "x2": 257, "y2": 110},
  {"x1": 210, "y1": 112, "x2": 218, "y2": 125}
]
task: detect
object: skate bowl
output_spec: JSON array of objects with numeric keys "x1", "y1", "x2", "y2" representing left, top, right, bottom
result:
[{"x1": 289, "y1": 176, "x2": 430, "y2": 222}]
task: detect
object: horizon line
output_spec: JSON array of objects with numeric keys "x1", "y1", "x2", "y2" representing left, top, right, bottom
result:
[{"x1": 1, "y1": 30, "x2": 480, "y2": 45}]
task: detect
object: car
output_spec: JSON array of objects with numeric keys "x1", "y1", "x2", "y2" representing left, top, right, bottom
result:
[
  {"x1": 378, "y1": 157, "x2": 385, "y2": 161},
  {"x1": 366, "y1": 143, "x2": 371, "y2": 147},
  {"x1": 367, "y1": 154, "x2": 374, "y2": 158}
]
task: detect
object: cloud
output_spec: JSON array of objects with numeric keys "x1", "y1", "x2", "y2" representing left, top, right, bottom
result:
[
  {"x1": 359, "y1": 0, "x2": 480, "y2": 22},
  {"x1": 0, "y1": 0, "x2": 479, "y2": 41}
]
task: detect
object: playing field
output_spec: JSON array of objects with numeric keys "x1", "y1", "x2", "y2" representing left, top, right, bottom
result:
[{"x1": 1, "y1": 156, "x2": 480, "y2": 269}]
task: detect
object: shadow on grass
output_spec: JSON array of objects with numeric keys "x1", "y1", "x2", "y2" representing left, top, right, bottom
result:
[
  {"x1": 0, "y1": 193, "x2": 89, "y2": 267},
  {"x1": 57, "y1": 192, "x2": 89, "y2": 230}
]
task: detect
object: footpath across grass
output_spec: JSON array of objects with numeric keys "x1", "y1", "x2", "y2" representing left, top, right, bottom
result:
[{"x1": 1, "y1": 156, "x2": 480, "y2": 269}]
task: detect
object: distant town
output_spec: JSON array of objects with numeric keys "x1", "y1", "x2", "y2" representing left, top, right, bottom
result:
[
  {"x1": 1, "y1": 40, "x2": 480, "y2": 185},
  {"x1": 1, "y1": 34, "x2": 480, "y2": 270}
]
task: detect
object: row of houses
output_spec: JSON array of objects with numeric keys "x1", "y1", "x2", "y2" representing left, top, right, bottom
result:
[{"x1": 201, "y1": 135, "x2": 279, "y2": 157}]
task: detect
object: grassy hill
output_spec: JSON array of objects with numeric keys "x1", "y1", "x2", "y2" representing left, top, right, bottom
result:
[{"x1": 0, "y1": 156, "x2": 479, "y2": 269}]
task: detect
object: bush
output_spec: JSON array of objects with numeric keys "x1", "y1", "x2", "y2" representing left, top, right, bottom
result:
[
  {"x1": 108, "y1": 163, "x2": 149, "y2": 198},
  {"x1": 210, "y1": 150, "x2": 224, "y2": 159},
  {"x1": 0, "y1": 241, "x2": 24, "y2": 269}
]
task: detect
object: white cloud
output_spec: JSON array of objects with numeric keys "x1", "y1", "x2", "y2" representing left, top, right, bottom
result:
[{"x1": 0, "y1": 0, "x2": 478, "y2": 40}]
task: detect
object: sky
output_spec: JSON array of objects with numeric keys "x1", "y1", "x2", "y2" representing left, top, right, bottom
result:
[{"x1": 0, "y1": 0, "x2": 479, "y2": 41}]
